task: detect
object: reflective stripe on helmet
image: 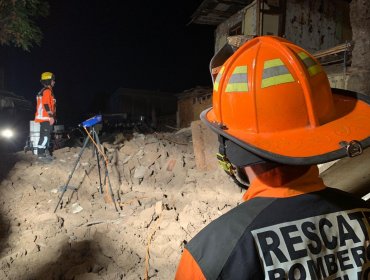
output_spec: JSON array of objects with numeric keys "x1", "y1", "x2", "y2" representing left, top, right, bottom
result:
[
  {"x1": 307, "y1": 64, "x2": 322, "y2": 76},
  {"x1": 214, "y1": 66, "x2": 225, "y2": 91},
  {"x1": 202, "y1": 36, "x2": 370, "y2": 164},
  {"x1": 225, "y1": 66, "x2": 248, "y2": 92},
  {"x1": 261, "y1": 59, "x2": 294, "y2": 88},
  {"x1": 297, "y1": 52, "x2": 322, "y2": 77}
]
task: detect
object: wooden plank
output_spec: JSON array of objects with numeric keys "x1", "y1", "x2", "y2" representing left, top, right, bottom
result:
[{"x1": 313, "y1": 42, "x2": 353, "y2": 59}]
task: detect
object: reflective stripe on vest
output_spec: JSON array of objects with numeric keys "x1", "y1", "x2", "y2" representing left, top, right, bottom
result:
[
  {"x1": 261, "y1": 58, "x2": 294, "y2": 88},
  {"x1": 35, "y1": 95, "x2": 50, "y2": 121},
  {"x1": 214, "y1": 66, "x2": 225, "y2": 91},
  {"x1": 298, "y1": 52, "x2": 322, "y2": 77},
  {"x1": 225, "y1": 65, "x2": 248, "y2": 92}
]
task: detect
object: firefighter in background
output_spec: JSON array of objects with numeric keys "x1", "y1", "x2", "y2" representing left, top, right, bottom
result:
[
  {"x1": 176, "y1": 36, "x2": 370, "y2": 279},
  {"x1": 35, "y1": 72, "x2": 56, "y2": 162}
]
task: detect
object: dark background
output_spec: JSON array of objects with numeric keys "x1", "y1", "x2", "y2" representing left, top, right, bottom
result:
[{"x1": 0, "y1": 0, "x2": 214, "y2": 125}]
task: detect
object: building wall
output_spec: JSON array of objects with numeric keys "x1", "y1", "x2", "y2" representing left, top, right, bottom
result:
[
  {"x1": 285, "y1": 0, "x2": 351, "y2": 52},
  {"x1": 213, "y1": 0, "x2": 351, "y2": 53},
  {"x1": 327, "y1": 73, "x2": 350, "y2": 90},
  {"x1": 193, "y1": 94, "x2": 212, "y2": 123},
  {"x1": 244, "y1": 2, "x2": 257, "y2": 36},
  {"x1": 215, "y1": 2, "x2": 257, "y2": 52},
  {"x1": 109, "y1": 89, "x2": 177, "y2": 121},
  {"x1": 178, "y1": 98, "x2": 194, "y2": 128},
  {"x1": 178, "y1": 93, "x2": 212, "y2": 128}
]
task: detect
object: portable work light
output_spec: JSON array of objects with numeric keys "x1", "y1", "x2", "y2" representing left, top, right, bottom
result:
[{"x1": 0, "y1": 128, "x2": 15, "y2": 139}]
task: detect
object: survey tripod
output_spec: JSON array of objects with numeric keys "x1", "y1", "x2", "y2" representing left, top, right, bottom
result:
[{"x1": 54, "y1": 115, "x2": 118, "y2": 213}]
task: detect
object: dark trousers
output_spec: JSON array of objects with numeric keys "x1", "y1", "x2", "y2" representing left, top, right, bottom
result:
[{"x1": 37, "y1": 122, "x2": 52, "y2": 156}]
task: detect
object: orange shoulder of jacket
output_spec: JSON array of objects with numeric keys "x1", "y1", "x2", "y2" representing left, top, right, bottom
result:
[
  {"x1": 175, "y1": 248, "x2": 205, "y2": 280},
  {"x1": 43, "y1": 88, "x2": 52, "y2": 94},
  {"x1": 42, "y1": 88, "x2": 52, "y2": 98}
]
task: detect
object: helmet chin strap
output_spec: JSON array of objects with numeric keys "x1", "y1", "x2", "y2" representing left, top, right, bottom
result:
[{"x1": 217, "y1": 135, "x2": 250, "y2": 190}]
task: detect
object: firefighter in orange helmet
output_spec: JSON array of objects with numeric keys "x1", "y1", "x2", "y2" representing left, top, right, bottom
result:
[
  {"x1": 176, "y1": 36, "x2": 370, "y2": 279},
  {"x1": 34, "y1": 72, "x2": 56, "y2": 162}
]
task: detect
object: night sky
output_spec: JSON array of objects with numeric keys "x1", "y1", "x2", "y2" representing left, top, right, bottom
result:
[{"x1": 1, "y1": 0, "x2": 214, "y2": 124}]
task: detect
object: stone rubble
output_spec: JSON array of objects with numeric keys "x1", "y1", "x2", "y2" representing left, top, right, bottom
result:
[{"x1": 0, "y1": 131, "x2": 242, "y2": 279}]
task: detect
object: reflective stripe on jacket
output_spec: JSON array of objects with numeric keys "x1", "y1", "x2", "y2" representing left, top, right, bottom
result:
[{"x1": 35, "y1": 87, "x2": 56, "y2": 123}]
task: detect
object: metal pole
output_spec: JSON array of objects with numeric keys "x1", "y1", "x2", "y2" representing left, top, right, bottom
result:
[
  {"x1": 93, "y1": 129, "x2": 103, "y2": 194},
  {"x1": 54, "y1": 133, "x2": 90, "y2": 213},
  {"x1": 54, "y1": 124, "x2": 119, "y2": 213},
  {"x1": 94, "y1": 131, "x2": 119, "y2": 212},
  {"x1": 105, "y1": 169, "x2": 119, "y2": 212}
]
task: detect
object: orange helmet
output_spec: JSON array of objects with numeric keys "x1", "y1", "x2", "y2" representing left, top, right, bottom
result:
[{"x1": 201, "y1": 36, "x2": 370, "y2": 165}]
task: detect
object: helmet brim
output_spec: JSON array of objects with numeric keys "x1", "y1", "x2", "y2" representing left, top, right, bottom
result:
[
  {"x1": 223, "y1": 138, "x2": 268, "y2": 166},
  {"x1": 201, "y1": 89, "x2": 370, "y2": 165}
]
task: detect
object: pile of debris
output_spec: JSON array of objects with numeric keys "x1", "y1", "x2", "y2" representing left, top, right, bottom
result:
[{"x1": 0, "y1": 130, "x2": 241, "y2": 279}]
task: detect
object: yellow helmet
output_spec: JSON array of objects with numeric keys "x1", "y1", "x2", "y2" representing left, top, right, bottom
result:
[{"x1": 41, "y1": 72, "x2": 55, "y2": 81}]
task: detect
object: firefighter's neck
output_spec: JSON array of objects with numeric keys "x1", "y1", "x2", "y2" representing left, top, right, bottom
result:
[{"x1": 243, "y1": 163, "x2": 326, "y2": 200}]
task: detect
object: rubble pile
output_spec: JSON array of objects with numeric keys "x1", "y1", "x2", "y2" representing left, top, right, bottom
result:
[{"x1": 0, "y1": 130, "x2": 241, "y2": 279}]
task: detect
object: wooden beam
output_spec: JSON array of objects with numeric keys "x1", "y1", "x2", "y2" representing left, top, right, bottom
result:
[{"x1": 313, "y1": 42, "x2": 353, "y2": 59}]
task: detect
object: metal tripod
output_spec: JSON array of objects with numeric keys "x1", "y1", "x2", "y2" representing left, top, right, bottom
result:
[{"x1": 54, "y1": 126, "x2": 118, "y2": 212}]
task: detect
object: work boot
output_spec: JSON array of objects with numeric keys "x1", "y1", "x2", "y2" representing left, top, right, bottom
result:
[
  {"x1": 38, "y1": 153, "x2": 53, "y2": 163},
  {"x1": 45, "y1": 150, "x2": 56, "y2": 160}
]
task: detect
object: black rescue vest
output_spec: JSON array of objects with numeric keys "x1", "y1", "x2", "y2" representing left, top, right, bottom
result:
[{"x1": 186, "y1": 188, "x2": 370, "y2": 280}]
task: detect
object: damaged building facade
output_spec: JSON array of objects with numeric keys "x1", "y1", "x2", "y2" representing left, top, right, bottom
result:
[
  {"x1": 193, "y1": 0, "x2": 351, "y2": 53},
  {"x1": 176, "y1": 86, "x2": 212, "y2": 128},
  {"x1": 191, "y1": 0, "x2": 370, "y2": 95},
  {"x1": 188, "y1": 0, "x2": 370, "y2": 174}
]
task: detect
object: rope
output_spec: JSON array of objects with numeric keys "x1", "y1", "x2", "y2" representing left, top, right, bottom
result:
[
  {"x1": 144, "y1": 213, "x2": 162, "y2": 280},
  {"x1": 83, "y1": 126, "x2": 109, "y2": 165}
]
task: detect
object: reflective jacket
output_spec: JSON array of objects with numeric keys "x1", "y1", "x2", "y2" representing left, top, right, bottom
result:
[
  {"x1": 34, "y1": 87, "x2": 56, "y2": 123},
  {"x1": 175, "y1": 166, "x2": 370, "y2": 280}
]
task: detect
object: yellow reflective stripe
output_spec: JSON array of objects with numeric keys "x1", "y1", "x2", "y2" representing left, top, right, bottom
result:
[
  {"x1": 214, "y1": 82, "x2": 220, "y2": 91},
  {"x1": 298, "y1": 52, "x2": 309, "y2": 60},
  {"x1": 233, "y1": 65, "x2": 247, "y2": 74},
  {"x1": 219, "y1": 66, "x2": 225, "y2": 75},
  {"x1": 214, "y1": 66, "x2": 224, "y2": 91},
  {"x1": 224, "y1": 65, "x2": 248, "y2": 92},
  {"x1": 225, "y1": 83, "x2": 249, "y2": 92},
  {"x1": 308, "y1": 64, "x2": 322, "y2": 76},
  {"x1": 297, "y1": 52, "x2": 322, "y2": 77},
  {"x1": 262, "y1": 59, "x2": 295, "y2": 88},
  {"x1": 261, "y1": 74, "x2": 295, "y2": 88},
  {"x1": 302, "y1": 57, "x2": 316, "y2": 68},
  {"x1": 264, "y1": 59, "x2": 284, "y2": 69}
]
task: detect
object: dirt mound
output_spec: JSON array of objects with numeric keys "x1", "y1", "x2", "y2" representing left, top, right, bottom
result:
[{"x1": 0, "y1": 131, "x2": 242, "y2": 279}]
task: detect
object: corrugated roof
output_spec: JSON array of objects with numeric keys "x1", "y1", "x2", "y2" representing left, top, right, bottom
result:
[
  {"x1": 191, "y1": 0, "x2": 254, "y2": 25},
  {"x1": 0, "y1": 90, "x2": 32, "y2": 111}
]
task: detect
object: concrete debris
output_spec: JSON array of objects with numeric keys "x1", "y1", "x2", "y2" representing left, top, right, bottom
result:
[
  {"x1": 71, "y1": 203, "x2": 84, "y2": 214},
  {"x1": 166, "y1": 158, "x2": 177, "y2": 172},
  {"x1": 133, "y1": 166, "x2": 146, "y2": 179},
  {"x1": 0, "y1": 131, "x2": 241, "y2": 279},
  {"x1": 113, "y1": 133, "x2": 125, "y2": 145},
  {"x1": 133, "y1": 132, "x2": 145, "y2": 140},
  {"x1": 0, "y1": 123, "x2": 368, "y2": 280},
  {"x1": 175, "y1": 127, "x2": 192, "y2": 136},
  {"x1": 155, "y1": 201, "x2": 163, "y2": 216}
]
